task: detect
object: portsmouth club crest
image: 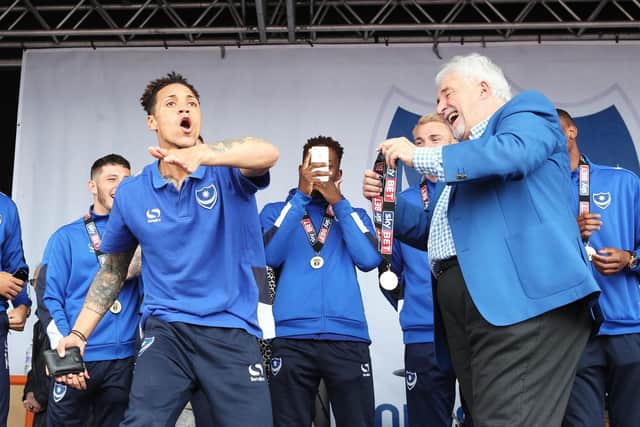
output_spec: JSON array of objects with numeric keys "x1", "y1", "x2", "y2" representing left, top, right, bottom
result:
[
  {"x1": 195, "y1": 184, "x2": 218, "y2": 210},
  {"x1": 53, "y1": 383, "x2": 67, "y2": 402},
  {"x1": 271, "y1": 357, "x2": 282, "y2": 376},
  {"x1": 593, "y1": 192, "x2": 612, "y2": 210},
  {"x1": 406, "y1": 371, "x2": 418, "y2": 391}
]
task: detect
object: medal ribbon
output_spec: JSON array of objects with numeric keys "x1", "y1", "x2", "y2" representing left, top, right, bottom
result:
[
  {"x1": 419, "y1": 177, "x2": 430, "y2": 211},
  {"x1": 578, "y1": 156, "x2": 590, "y2": 243},
  {"x1": 371, "y1": 152, "x2": 397, "y2": 271},
  {"x1": 300, "y1": 205, "x2": 335, "y2": 255},
  {"x1": 84, "y1": 212, "x2": 121, "y2": 313},
  {"x1": 83, "y1": 213, "x2": 107, "y2": 266}
]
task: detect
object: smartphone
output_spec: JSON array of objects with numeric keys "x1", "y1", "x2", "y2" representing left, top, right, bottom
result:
[
  {"x1": 310, "y1": 146, "x2": 330, "y2": 182},
  {"x1": 13, "y1": 269, "x2": 28, "y2": 283}
]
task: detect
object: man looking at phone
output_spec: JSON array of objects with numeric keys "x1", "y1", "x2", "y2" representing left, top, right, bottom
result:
[
  {"x1": 42, "y1": 154, "x2": 141, "y2": 426},
  {"x1": 0, "y1": 191, "x2": 31, "y2": 427},
  {"x1": 260, "y1": 136, "x2": 381, "y2": 426}
]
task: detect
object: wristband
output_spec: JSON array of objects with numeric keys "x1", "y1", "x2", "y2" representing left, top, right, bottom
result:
[{"x1": 70, "y1": 329, "x2": 88, "y2": 343}]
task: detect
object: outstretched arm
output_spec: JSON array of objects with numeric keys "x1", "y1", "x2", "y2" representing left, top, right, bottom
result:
[
  {"x1": 54, "y1": 249, "x2": 135, "y2": 390},
  {"x1": 149, "y1": 137, "x2": 279, "y2": 177}
]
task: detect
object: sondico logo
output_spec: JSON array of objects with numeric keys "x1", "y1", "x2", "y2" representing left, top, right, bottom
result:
[
  {"x1": 146, "y1": 208, "x2": 161, "y2": 223},
  {"x1": 248, "y1": 363, "x2": 266, "y2": 382},
  {"x1": 361, "y1": 363, "x2": 371, "y2": 377}
]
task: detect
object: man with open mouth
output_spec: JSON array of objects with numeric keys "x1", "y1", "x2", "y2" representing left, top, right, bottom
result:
[{"x1": 53, "y1": 72, "x2": 279, "y2": 427}]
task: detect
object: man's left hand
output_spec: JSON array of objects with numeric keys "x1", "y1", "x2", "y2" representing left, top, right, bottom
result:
[
  {"x1": 591, "y1": 247, "x2": 630, "y2": 275},
  {"x1": 23, "y1": 392, "x2": 42, "y2": 413},
  {"x1": 314, "y1": 178, "x2": 342, "y2": 206},
  {"x1": 8, "y1": 304, "x2": 29, "y2": 331}
]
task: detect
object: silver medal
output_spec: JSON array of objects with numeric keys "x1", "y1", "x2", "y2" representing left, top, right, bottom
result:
[{"x1": 379, "y1": 270, "x2": 399, "y2": 291}]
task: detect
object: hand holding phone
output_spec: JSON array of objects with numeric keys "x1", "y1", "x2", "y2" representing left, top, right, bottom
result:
[
  {"x1": 13, "y1": 269, "x2": 28, "y2": 283},
  {"x1": 0, "y1": 269, "x2": 27, "y2": 299}
]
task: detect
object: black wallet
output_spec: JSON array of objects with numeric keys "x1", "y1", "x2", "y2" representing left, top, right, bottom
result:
[{"x1": 43, "y1": 347, "x2": 85, "y2": 377}]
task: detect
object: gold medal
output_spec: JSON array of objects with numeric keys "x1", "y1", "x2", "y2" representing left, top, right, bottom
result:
[
  {"x1": 310, "y1": 255, "x2": 324, "y2": 269},
  {"x1": 109, "y1": 300, "x2": 122, "y2": 314}
]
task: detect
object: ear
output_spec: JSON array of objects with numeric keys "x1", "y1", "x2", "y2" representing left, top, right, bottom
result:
[
  {"x1": 87, "y1": 179, "x2": 98, "y2": 196},
  {"x1": 570, "y1": 124, "x2": 578, "y2": 139},
  {"x1": 337, "y1": 168, "x2": 343, "y2": 181},
  {"x1": 479, "y1": 81, "x2": 491, "y2": 98},
  {"x1": 147, "y1": 114, "x2": 158, "y2": 131}
]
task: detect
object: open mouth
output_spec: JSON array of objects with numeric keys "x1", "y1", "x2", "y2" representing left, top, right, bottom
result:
[
  {"x1": 180, "y1": 117, "x2": 192, "y2": 133},
  {"x1": 446, "y1": 111, "x2": 459, "y2": 126}
]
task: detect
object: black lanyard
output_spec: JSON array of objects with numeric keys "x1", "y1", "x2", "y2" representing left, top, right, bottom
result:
[
  {"x1": 419, "y1": 177, "x2": 431, "y2": 211},
  {"x1": 83, "y1": 213, "x2": 106, "y2": 266},
  {"x1": 300, "y1": 205, "x2": 335, "y2": 254},
  {"x1": 578, "y1": 156, "x2": 590, "y2": 243},
  {"x1": 372, "y1": 152, "x2": 397, "y2": 268}
]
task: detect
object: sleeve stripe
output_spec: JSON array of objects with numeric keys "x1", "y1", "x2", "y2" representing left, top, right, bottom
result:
[
  {"x1": 274, "y1": 202, "x2": 293, "y2": 228},
  {"x1": 350, "y1": 212, "x2": 369, "y2": 234}
]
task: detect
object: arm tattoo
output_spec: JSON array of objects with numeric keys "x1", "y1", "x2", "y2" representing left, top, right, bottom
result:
[
  {"x1": 206, "y1": 138, "x2": 247, "y2": 153},
  {"x1": 84, "y1": 250, "x2": 135, "y2": 316}
]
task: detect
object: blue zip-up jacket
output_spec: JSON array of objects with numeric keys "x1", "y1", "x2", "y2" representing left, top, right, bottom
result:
[
  {"x1": 42, "y1": 209, "x2": 141, "y2": 362},
  {"x1": 571, "y1": 157, "x2": 640, "y2": 335},
  {"x1": 261, "y1": 189, "x2": 381, "y2": 341},
  {"x1": 382, "y1": 183, "x2": 435, "y2": 344},
  {"x1": 0, "y1": 192, "x2": 30, "y2": 312}
]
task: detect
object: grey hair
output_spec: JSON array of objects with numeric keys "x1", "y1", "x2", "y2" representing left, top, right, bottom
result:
[{"x1": 435, "y1": 53, "x2": 512, "y2": 102}]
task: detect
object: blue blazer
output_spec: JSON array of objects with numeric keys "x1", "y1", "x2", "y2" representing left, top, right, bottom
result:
[{"x1": 395, "y1": 90, "x2": 600, "y2": 326}]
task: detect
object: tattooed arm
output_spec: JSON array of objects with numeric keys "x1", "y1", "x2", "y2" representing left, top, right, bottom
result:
[
  {"x1": 149, "y1": 137, "x2": 279, "y2": 177},
  {"x1": 54, "y1": 249, "x2": 135, "y2": 390}
]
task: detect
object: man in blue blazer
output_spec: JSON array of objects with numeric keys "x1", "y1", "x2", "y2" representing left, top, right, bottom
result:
[{"x1": 363, "y1": 53, "x2": 600, "y2": 426}]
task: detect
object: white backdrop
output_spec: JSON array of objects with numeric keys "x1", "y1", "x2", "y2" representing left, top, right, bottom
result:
[{"x1": 11, "y1": 43, "x2": 640, "y2": 426}]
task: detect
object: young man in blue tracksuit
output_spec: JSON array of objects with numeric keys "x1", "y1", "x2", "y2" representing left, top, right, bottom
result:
[
  {"x1": 42, "y1": 154, "x2": 141, "y2": 426},
  {"x1": 0, "y1": 192, "x2": 31, "y2": 427},
  {"x1": 54, "y1": 72, "x2": 279, "y2": 427},
  {"x1": 558, "y1": 109, "x2": 640, "y2": 427},
  {"x1": 261, "y1": 136, "x2": 381, "y2": 427},
  {"x1": 382, "y1": 114, "x2": 473, "y2": 427}
]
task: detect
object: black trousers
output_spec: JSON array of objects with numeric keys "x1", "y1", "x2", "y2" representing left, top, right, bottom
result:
[
  {"x1": 268, "y1": 338, "x2": 374, "y2": 427},
  {"x1": 436, "y1": 261, "x2": 591, "y2": 427},
  {"x1": 563, "y1": 333, "x2": 640, "y2": 427}
]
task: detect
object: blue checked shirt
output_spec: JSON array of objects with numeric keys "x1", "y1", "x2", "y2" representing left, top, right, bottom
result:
[{"x1": 412, "y1": 119, "x2": 490, "y2": 270}]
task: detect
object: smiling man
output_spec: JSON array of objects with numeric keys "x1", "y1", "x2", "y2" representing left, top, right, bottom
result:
[
  {"x1": 55, "y1": 72, "x2": 279, "y2": 426},
  {"x1": 362, "y1": 53, "x2": 600, "y2": 426},
  {"x1": 42, "y1": 154, "x2": 141, "y2": 427}
]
